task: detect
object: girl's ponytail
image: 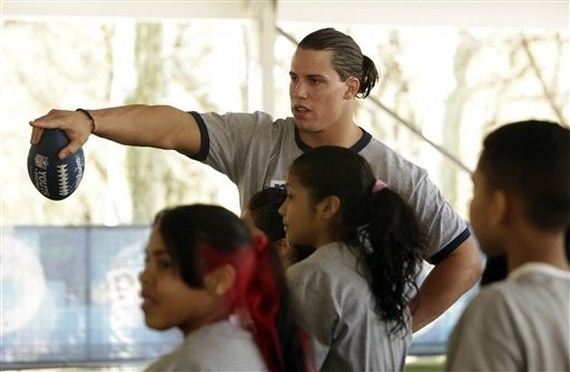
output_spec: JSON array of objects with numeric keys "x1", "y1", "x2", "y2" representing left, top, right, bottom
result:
[
  {"x1": 361, "y1": 187, "x2": 425, "y2": 333},
  {"x1": 242, "y1": 236, "x2": 312, "y2": 372}
]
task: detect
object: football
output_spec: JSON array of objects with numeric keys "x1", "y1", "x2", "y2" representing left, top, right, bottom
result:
[{"x1": 27, "y1": 129, "x2": 85, "y2": 201}]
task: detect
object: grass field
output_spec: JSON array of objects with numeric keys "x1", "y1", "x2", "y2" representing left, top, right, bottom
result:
[{"x1": 405, "y1": 355, "x2": 446, "y2": 372}]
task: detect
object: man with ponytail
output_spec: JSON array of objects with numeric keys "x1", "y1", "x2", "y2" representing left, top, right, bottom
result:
[
  {"x1": 280, "y1": 146, "x2": 425, "y2": 370},
  {"x1": 140, "y1": 204, "x2": 312, "y2": 372},
  {"x1": 31, "y1": 27, "x2": 481, "y2": 332}
]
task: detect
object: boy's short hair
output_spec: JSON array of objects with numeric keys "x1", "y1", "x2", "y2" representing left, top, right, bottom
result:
[{"x1": 478, "y1": 120, "x2": 570, "y2": 231}]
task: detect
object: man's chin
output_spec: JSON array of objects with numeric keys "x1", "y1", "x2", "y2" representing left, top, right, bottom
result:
[{"x1": 294, "y1": 119, "x2": 321, "y2": 133}]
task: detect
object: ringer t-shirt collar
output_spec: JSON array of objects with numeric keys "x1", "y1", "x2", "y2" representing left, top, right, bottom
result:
[
  {"x1": 294, "y1": 125, "x2": 372, "y2": 153},
  {"x1": 509, "y1": 262, "x2": 570, "y2": 281}
]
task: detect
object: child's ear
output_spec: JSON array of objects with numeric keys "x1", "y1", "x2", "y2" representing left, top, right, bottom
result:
[
  {"x1": 318, "y1": 195, "x2": 341, "y2": 220},
  {"x1": 490, "y1": 190, "x2": 508, "y2": 227},
  {"x1": 275, "y1": 238, "x2": 291, "y2": 259},
  {"x1": 203, "y1": 264, "x2": 236, "y2": 296}
]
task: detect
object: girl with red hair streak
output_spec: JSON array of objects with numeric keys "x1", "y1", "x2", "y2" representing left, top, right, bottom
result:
[{"x1": 140, "y1": 204, "x2": 313, "y2": 372}]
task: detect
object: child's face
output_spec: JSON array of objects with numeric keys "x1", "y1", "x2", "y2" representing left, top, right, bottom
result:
[
  {"x1": 279, "y1": 173, "x2": 322, "y2": 247},
  {"x1": 139, "y1": 225, "x2": 218, "y2": 336},
  {"x1": 470, "y1": 167, "x2": 503, "y2": 256}
]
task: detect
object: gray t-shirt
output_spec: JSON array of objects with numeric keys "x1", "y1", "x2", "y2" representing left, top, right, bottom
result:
[
  {"x1": 446, "y1": 263, "x2": 570, "y2": 371},
  {"x1": 190, "y1": 111, "x2": 469, "y2": 262},
  {"x1": 144, "y1": 317, "x2": 267, "y2": 372},
  {"x1": 288, "y1": 241, "x2": 412, "y2": 372}
]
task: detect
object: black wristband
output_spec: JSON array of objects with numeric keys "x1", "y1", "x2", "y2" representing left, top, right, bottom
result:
[{"x1": 76, "y1": 108, "x2": 96, "y2": 133}]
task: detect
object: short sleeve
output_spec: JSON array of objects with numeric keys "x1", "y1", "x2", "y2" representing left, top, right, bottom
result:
[
  {"x1": 445, "y1": 287, "x2": 521, "y2": 371},
  {"x1": 408, "y1": 175, "x2": 470, "y2": 262},
  {"x1": 191, "y1": 111, "x2": 292, "y2": 207}
]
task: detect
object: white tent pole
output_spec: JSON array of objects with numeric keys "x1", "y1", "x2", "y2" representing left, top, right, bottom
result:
[{"x1": 256, "y1": 0, "x2": 276, "y2": 113}]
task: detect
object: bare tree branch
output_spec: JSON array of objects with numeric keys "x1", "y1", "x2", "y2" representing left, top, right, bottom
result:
[{"x1": 520, "y1": 35, "x2": 568, "y2": 126}]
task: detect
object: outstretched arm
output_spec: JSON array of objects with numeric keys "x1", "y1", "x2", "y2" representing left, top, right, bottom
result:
[
  {"x1": 30, "y1": 104, "x2": 201, "y2": 159},
  {"x1": 410, "y1": 236, "x2": 482, "y2": 332}
]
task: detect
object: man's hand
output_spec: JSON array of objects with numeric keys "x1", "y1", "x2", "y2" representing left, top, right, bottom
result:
[{"x1": 30, "y1": 109, "x2": 92, "y2": 160}]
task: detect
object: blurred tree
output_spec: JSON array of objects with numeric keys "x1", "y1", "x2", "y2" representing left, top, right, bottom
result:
[
  {"x1": 125, "y1": 23, "x2": 167, "y2": 223},
  {"x1": 1, "y1": 20, "x2": 567, "y2": 225}
]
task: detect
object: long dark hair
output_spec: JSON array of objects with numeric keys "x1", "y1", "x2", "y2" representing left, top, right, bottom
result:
[
  {"x1": 154, "y1": 204, "x2": 311, "y2": 372},
  {"x1": 298, "y1": 27, "x2": 379, "y2": 98},
  {"x1": 289, "y1": 147, "x2": 426, "y2": 333}
]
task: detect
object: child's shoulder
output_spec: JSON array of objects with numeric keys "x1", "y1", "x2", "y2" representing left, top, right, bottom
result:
[
  {"x1": 464, "y1": 263, "x2": 569, "y2": 320},
  {"x1": 179, "y1": 320, "x2": 266, "y2": 370},
  {"x1": 287, "y1": 242, "x2": 363, "y2": 287}
]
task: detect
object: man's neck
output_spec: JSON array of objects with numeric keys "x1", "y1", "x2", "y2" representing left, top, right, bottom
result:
[{"x1": 299, "y1": 123, "x2": 363, "y2": 148}]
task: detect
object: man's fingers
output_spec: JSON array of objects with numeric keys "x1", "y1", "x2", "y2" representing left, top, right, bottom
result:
[
  {"x1": 58, "y1": 142, "x2": 82, "y2": 160},
  {"x1": 30, "y1": 109, "x2": 90, "y2": 158},
  {"x1": 29, "y1": 111, "x2": 64, "y2": 144},
  {"x1": 30, "y1": 111, "x2": 63, "y2": 129},
  {"x1": 30, "y1": 126, "x2": 44, "y2": 145}
]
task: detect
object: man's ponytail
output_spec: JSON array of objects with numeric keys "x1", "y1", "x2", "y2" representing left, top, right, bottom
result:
[{"x1": 359, "y1": 55, "x2": 379, "y2": 98}]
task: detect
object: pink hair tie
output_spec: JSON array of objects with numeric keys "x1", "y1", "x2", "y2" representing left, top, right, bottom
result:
[{"x1": 372, "y1": 179, "x2": 387, "y2": 193}]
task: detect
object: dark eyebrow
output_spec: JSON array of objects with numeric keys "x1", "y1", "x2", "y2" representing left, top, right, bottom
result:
[
  {"x1": 289, "y1": 71, "x2": 325, "y2": 80},
  {"x1": 306, "y1": 74, "x2": 325, "y2": 80}
]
